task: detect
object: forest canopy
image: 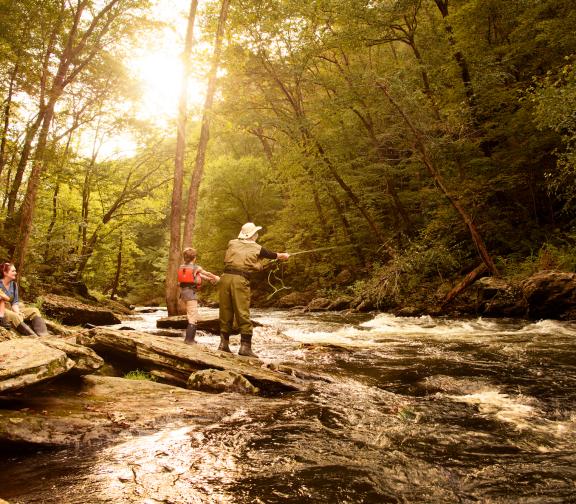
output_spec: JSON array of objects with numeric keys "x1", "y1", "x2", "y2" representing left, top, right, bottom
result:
[{"x1": 0, "y1": 0, "x2": 574, "y2": 309}]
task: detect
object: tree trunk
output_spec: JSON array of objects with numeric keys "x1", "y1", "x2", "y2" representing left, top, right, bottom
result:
[
  {"x1": 6, "y1": 112, "x2": 45, "y2": 216},
  {"x1": 433, "y1": 0, "x2": 477, "y2": 117},
  {"x1": 110, "y1": 235, "x2": 123, "y2": 300},
  {"x1": 166, "y1": 0, "x2": 199, "y2": 316},
  {"x1": 378, "y1": 82, "x2": 498, "y2": 276},
  {"x1": 442, "y1": 262, "x2": 487, "y2": 305},
  {"x1": 182, "y1": 0, "x2": 231, "y2": 247},
  {"x1": 0, "y1": 63, "x2": 18, "y2": 179}
]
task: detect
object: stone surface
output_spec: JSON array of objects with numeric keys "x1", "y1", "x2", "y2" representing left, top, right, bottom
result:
[
  {"x1": 40, "y1": 337, "x2": 104, "y2": 375},
  {"x1": 0, "y1": 339, "x2": 74, "y2": 392},
  {"x1": 328, "y1": 296, "x2": 353, "y2": 311},
  {"x1": 77, "y1": 328, "x2": 305, "y2": 395},
  {"x1": 39, "y1": 294, "x2": 122, "y2": 326},
  {"x1": 187, "y1": 369, "x2": 260, "y2": 394}
]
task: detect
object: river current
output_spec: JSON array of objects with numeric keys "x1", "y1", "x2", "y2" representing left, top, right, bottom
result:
[{"x1": 1, "y1": 308, "x2": 575, "y2": 503}]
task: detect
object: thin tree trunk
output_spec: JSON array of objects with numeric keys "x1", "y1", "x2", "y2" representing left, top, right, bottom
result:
[
  {"x1": 6, "y1": 112, "x2": 45, "y2": 216},
  {"x1": 433, "y1": 0, "x2": 477, "y2": 117},
  {"x1": 378, "y1": 81, "x2": 498, "y2": 275},
  {"x1": 0, "y1": 63, "x2": 18, "y2": 179},
  {"x1": 110, "y1": 235, "x2": 123, "y2": 300},
  {"x1": 182, "y1": 0, "x2": 231, "y2": 247},
  {"x1": 166, "y1": 0, "x2": 199, "y2": 316}
]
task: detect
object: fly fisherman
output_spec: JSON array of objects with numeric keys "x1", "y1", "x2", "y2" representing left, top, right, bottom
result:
[{"x1": 218, "y1": 223, "x2": 290, "y2": 357}]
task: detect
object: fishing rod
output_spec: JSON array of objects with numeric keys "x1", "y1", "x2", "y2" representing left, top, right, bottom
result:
[{"x1": 287, "y1": 244, "x2": 356, "y2": 256}]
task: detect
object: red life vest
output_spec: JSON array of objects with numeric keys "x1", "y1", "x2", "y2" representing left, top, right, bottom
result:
[{"x1": 178, "y1": 264, "x2": 202, "y2": 289}]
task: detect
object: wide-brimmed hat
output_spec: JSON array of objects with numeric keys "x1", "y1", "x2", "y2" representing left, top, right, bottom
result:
[{"x1": 238, "y1": 222, "x2": 262, "y2": 239}]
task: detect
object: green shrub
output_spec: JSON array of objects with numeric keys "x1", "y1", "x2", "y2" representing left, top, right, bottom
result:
[{"x1": 124, "y1": 369, "x2": 156, "y2": 381}]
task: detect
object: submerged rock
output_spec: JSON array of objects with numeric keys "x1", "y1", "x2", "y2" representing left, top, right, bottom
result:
[
  {"x1": 0, "y1": 375, "x2": 271, "y2": 448},
  {"x1": 0, "y1": 339, "x2": 74, "y2": 392}
]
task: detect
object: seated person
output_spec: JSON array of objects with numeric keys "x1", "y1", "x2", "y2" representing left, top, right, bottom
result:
[{"x1": 0, "y1": 262, "x2": 48, "y2": 336}]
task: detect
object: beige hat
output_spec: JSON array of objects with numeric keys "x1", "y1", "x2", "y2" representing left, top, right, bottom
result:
[{"x1": 238, "y1": 222, "x2": 262, "y2": 239}]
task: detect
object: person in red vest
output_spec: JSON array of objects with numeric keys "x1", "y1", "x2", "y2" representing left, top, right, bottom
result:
[{"x1": 178, "y1": 248, "x2": 220, "y2": 344}]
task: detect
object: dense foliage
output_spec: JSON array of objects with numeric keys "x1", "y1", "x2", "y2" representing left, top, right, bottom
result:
[{"x1": 0, "y1": 0, "x2": 574, "y2": 308}]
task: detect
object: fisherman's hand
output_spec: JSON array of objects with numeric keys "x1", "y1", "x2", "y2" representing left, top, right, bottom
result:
[
  {"x1": 212, "y1": 275, "x2": 220, "y2": 284},
  {"x1": 277, "y1": 253, "x2": 290, "y2": 261}
]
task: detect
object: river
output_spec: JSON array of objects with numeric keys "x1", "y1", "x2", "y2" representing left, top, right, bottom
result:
[{"x1": 1, "y1": 308, "x2": 575, "y2": 503}]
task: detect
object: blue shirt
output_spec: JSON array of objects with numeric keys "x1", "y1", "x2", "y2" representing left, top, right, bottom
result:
[{"x1": 0, "y1": 280, "x2": 18, "y2": 305}]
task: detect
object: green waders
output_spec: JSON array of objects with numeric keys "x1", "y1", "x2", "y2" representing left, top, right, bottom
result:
[{"x1": 218, "y1": 273, "x2": 256, "y2": 355}]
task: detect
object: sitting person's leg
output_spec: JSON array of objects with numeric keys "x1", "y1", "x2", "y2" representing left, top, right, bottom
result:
[
  {"x1": 4, "y1": 307, "x2": 36, "y2": 335},
  {"x1": 23, "y1": 306, "x2": 49, "y2": 336}
]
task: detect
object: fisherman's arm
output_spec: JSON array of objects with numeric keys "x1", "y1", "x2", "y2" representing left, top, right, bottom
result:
[{"x1": 259, "y1": 248, "x2": 290, "y2": 261}]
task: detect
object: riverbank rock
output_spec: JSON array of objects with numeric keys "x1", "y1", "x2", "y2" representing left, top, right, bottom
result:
[
  {"x1": 0, "y1": 339, "x2": 74, "y2": 392},
  {"x1": 305, "y1": 297, "x2": 332, "y2": 311},
  {"x1": 187, "y1": 369, "x2": 260, "y2": 395},
  {"x1": 276, "y1": 291, "x2": 315, "y2": 308},
  {"x1": 39, "y1": 294, "x2": 121, "y2": 326},
  {"x1": 521, "y1": 270, "x2": 576, "y2": 320},
  {"x1": 77, "y1": 328, "x2": 304, "y2": 395},
  {"x1": 474, "y1": 277, "x2": 528, "y2": 317}
]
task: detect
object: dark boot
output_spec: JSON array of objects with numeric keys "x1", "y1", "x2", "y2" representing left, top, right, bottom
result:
[
  {"x1": 218, "y1": 333, "x2": 231, "y2": 353},
  {"x1": 238, "y1": 334, "x2": 258, "y2": 358},
  {"x1": 184, "y1": 324, "x2": 197, "y2": 344},
  {"x1": 0, "y1": 316, "x2": 10, "y2": 329},
  {"x1": 29, "y1": 316, "x2": 49, "y2": 336},
  {"x1": 16, "y1": 322, "x2": 37, "y2": 336}
]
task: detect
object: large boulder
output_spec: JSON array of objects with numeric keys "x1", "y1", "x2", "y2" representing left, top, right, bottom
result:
[
  {"x1": 521, "y1": 270, "x2": 576, "y2": 320},
  {"x1": 187, "y1": 369, "x2": 260, "y2": 395},
  {"x1": 77, "y1": 328, "x2": 305, "y2": 395},
  {"x1": 474, "y1": 277, "x2": 528, "y2": 317},
  {"x1": 305, "y1": 297, "x2": 332, "y2": 311},
  {"x1": 0, "y1": 339, "x2": 74, "y2": 392},
  {"x1": 39, "y1": 294, "x2": 121, "y2": 326},
  {"x1": 276, "y1": 291, "x2": 315, "y2": 308}
]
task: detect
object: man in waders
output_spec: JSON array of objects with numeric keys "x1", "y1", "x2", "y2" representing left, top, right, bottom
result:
[{"x1": 218, "y1": 222, "x2": 290, "y2": 357}]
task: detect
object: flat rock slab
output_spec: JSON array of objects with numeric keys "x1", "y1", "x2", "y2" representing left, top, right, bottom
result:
[
  {"x1": 39, "y1": 293, "x2": 121, "y2": 326},
  {"x1": 40, "y1": 336, "x2": 104, "y2": 375},
  {"x1": 156, "y1": 315, "x2": 261, "y2": 333},
  {"x1": 77, "y1": 328, "x2": 304, "y2": 395},
  {"x1": 0, "y1": 339, "x2": 74, "y2": 392}
]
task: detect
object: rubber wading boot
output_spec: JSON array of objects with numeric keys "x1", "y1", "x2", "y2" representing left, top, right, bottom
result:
[
  {"x1": 184, "y1": 324, "x2": 197, "y2": 344},
  {"x1": 0, "y1": 316, "x2": 10, "y2": 329},
  {"x1": 238, "y1": 334, "x2": 258, "y2": 358},
  {"x1": 218, "y1": 333, "x2": 231, "y2": 353},
  {"x1": 16, "y1": 322, "x2": 37, "y2": 336},
  {"x1": 29, "y1": 316, "x2": 49, "y2": 337}
]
